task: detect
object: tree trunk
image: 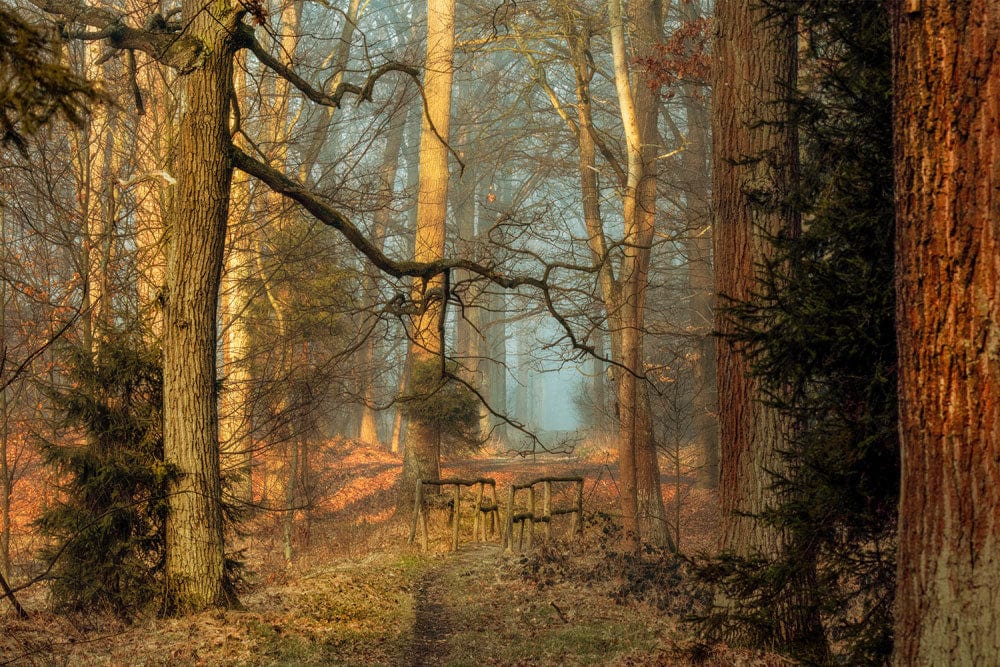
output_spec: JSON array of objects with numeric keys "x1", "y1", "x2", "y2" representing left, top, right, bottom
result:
[
  {"x1": 712, "y1": 0, "x2": 826, "y2": 653},
  {"x1": 220, "y1": 53, "x2": 254, "y2": 503},
  {"x1": 609, "y1": 0, "x2": 670, "y2": 550},
  {"x1": 452, "y1": 122, "x2": 480, "y2": 387},
  {"x1": 712, "y1": 0, "x2": 795, "y2": 563},
  {"x1": 358, "y1": 95, "x2": 409, "y2": 447},
  {"x1": 631, "y1": 0, "x2": 670, "y2": 548},
  {"x1": 479, "y1": 285, "x2": 507, "y2": 444},
  {"x1": 891, "y1": 2, "x2": 1000, "y2": 663},
  {"x1": 162, "y1": 1, "x2": 236, "y2": 612},
  {"x1": 0, "y1": 207, "x2": 8, "y2": 580},
  {"x1": 680, "y1": 0, "x2": 718, "y2": 490},
  {"x1": 399, "y1": 0, "x2": 455, "y2": 513}
]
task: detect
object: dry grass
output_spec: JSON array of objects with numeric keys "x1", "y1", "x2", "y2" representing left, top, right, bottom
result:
[{"x1": 0, "y1": 435, "x2": 789, "y2": 666}]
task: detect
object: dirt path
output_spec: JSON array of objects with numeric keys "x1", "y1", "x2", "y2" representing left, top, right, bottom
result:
[{"x1": 409, "y1": 544, "x2": 500, "y2": 666}]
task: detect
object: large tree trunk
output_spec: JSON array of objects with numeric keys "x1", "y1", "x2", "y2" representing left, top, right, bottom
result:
[
  {"x1": 712, "y1": 0, "x2": 826, "y2": 654},
  {"x1": 162, "y1": 1, "x2": 236, "y2": 612},
  {"x1": 891, "y1": 2, "x2": 1000, "y2": 663},
  {"x1": 398, "y1": 0, "x2": 455, "y2": 512},
  {"x1": 712, "y1": 0, "x2": 795, "y2": 563}
]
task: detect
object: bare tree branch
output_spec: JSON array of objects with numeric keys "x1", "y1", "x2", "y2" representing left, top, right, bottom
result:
[{"x1": 29, "y1": 0, "x2": 204, "y2": 72}]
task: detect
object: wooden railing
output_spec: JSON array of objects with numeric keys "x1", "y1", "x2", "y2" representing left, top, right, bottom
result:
[
  {"x1": 409, "y1": 477, "x2": 500, "y2": 552},
  {"x1": 503, "y1": 476, "x2": 584, "y2": 553}
]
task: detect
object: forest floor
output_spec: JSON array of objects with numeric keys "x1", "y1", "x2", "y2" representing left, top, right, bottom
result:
[{"x1": 0, "y1": 436, "x2": 789, "y2": 666}]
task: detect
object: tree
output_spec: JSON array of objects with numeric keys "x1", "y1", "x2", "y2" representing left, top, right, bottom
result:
[
  {"x1": 891, "y1": 1, "x2": 1000, "y2": 663},
  {"x1": 35, "y1": 336, "x2": 172, "y2": 615},
  {"x1": 399, "y1": 0, "x2": 456, "y2": 511},
  {"x1": 607, "y1": 0, "x2": 671, "y2": 550},
  {"x1": 712, "y1": 0, "x2": 795, "y2": 567},
  {"x1": 0, "y1": 4, "x2": 103, "y2": 151},
  {"x1": 711, "y1": 0, "x2": 829, "y2": 654},
  {"x1": 698, "y1": 1, "x2": 897, "y2": 661}
]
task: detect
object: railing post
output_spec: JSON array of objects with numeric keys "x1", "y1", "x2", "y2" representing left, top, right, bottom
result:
[
  {"x1": 576, "y1": 479, "x2": 584, "y2": 538},
  {"x1": 410, "y1": 480, "x2": 422, "y2": 544},
  {"x1": 527, "y1": 485, "x2": 535, "y2": 550},
  {"x1": 504, "y1": 485, "x2": 515, "y2": 552},
  {"x1": 490, "y1": 482, "x2": 500, "y2": 539},
  {"x1": 451, "y1": 484, "x2": 461, "y2": 551},
  {"x1": 543, "y1": 480, "x2": 552, "y2": 540},
  {"x1": 474, "y1": 482, "x2": 485, "y2": 542}
]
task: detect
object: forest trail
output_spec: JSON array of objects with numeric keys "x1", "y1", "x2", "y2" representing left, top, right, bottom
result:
[{"x1": 410, "y1": 543, "x2": 501, "y2": 666}]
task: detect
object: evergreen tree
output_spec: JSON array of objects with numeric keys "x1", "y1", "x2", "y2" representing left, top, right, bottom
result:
[
  {"x1": 0, "y1": 5, "x2": 104, "y2": 151},
  {"x1": 400, "y1": 358, "x2": 481, "y2": 456},
  {"x1": 698, "y1": 2, "x2": 897, "y2": 663},
  {"x1": 36, "y1": 336, "x2": 174, "y2": 615}
]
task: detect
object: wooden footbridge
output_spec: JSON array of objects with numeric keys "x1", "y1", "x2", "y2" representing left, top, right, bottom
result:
[{"x1": 408, "y1": 476, "x2": 585, "y2": 553}]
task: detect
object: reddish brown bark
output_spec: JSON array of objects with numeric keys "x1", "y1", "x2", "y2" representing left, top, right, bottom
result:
[
  {"x1": 712, "y1": 0, "x2": 796, "y2": 560},
  {"x1": 891, "y1": 2, "x2": 1000, "y2": 663}
]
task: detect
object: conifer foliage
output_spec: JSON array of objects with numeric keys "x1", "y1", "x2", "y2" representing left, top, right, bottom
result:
[
  {"x1": 400, "y1": 359, "x2": 481, "y2": 455},
  {"x1": 0, "y1": 6, "x2": 104, "y2": 151},
  {"x1": 700, "y1": 2, "x2": 897, "y2": 663},
  {"x1": 35, "y1": 336, "x2": 174, "y2": 615}
]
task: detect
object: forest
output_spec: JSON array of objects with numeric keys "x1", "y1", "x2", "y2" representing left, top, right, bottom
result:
[{"x1": 0, "y1": 0, "x2": 996, "y2": 664}]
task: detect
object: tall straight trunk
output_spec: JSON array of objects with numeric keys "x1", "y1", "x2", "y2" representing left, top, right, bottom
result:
[
  {"x1": 478, "y1": 286, "x2": 507, "y2": 443},
  {"x1": 73, "y1": 47, "x2": 121, "y2": 352},
  {"x1": 591, "y1": 331, "x2": 607, "y2": 426},
  {"x1": 162, "y1": 0, "x2": 237, "y2": 611},
  {"x1": 452, "y1": 122, "x2": 480, "y2": 386},
  {"x1": 220, "y1": 53, "x2": 255, "y2": 502},
  {"x1": 712, "y1": 0, "x2": 796, "y2": 561},
  {"x1": 515, "y1": 329, "x2": 530, "y2": 426},
  {"x1": 681, "y1": 0, "x2": 718, "y2": 490},
  {"x1": 390, "y1": 354, "x2": 410, "y2": 454},
  {"x1": 0, "y1": 208, "x2": 8, "y2": 580},
  {"x1": 891, "y1": 2, "x2": 1000, "y2": 663},
  {"x1": 631, "y1": 0, "x2": 669, "y2": 547},
  {"x1": 358, "y1": 96, "x2": 409, "y2": 446},
  {"x1": 713, "y1": 0, "x2": 826, "y2": 654},
  {"x1": 686, "y1": 176, "x2": 718, "y2": 491},
  {"x1": 399, "y1": 0, "x2": 455, "y2": 512},
  {"x1": 609, "y1": 0, "x2": 670, "y2": 549}
]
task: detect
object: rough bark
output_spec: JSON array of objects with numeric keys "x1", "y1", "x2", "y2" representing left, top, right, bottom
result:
[
  {"x1": 399, "y1": 0, "x2": 455, "y2": 513},
  {"x1": 161, "y1": 0, "x2": 236, "y2": 611},
  {"x1": 891, "y1": 2, "x2": 1000, "y2": 663},
  {"x1": 712, "y1": 0, "x2": 795, "y2": 561}
]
